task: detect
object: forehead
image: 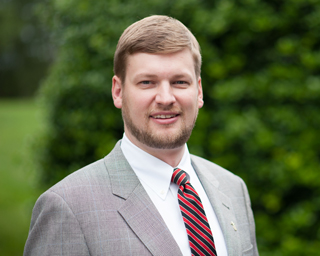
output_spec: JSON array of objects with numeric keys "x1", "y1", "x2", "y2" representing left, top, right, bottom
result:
[{"x1": 125, "y1": 49, "x2": 196, "y2": 81}]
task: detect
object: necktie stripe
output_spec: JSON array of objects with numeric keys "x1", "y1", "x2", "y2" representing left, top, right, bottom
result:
[
  {"x1": 189, "y1": 241, "x2": 206, "y2": 256},
  {"x1": 175, "y1": 171, "x2": 184, "y2": 183},
  {"x1": 181, "y1": 208, "x2": 212, "y2": 240},
  {"x1": 171, "y1": 169, "x2": 180, "y2": 183},
  {"x1": 180, "y1": 207, "x2": 213, "y2": 235},
  {"x1": 178, "y1": 193, "x2": 207, "y2": 220},
  {"x1": 185, "y1": 184, "x2": 201, "y2": 198},
  {"x1": 184, "y1": 186, "x2": 202, "y2": 200},
  {"x1": 184, "y1": 184, "x2": 206, "y2": 213},
  {"x1": 172, "y1": 168, "x2": 217, "y2": 256},
  {"x1": 183, "y1": 217, "x2": 216, "y2": 250},
  {"x1": 183, "y1": 192, "x2": 205, "y2": 212},
  {"x1": 179, "y1": 193, "x2": 206, "y2": 217},
  {"x1": 177, "y1": 175, "x2": 187, "y2": 186},
  {"x1": 186, "y1": 231, "x2": 216, "y2": 256},
  {"x1": 189, "y1": 239, "x2": 216, "y2": 256},
  {"x1": 172, "y1": 168, "x2": 188, "y2": 185},
  {"x1": 178, "y1": 200, "x2": 212, "y2": 231}
]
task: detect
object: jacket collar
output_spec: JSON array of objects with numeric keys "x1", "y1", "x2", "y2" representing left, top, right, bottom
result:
[{"x1": 104, "y1": 141, "x2": 183, "y2": 256}]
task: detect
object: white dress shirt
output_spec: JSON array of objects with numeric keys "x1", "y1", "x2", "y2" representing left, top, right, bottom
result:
[{"x1": 121, "y1": 134, "x2": 228, "y2": 256}]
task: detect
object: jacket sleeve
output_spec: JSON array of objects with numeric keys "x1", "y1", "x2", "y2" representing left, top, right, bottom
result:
[{"x1": 24, "y1": 190, "x2": 90, "y2": 256}]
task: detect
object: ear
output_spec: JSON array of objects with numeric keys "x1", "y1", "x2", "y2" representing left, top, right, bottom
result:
[
  {"x1": 112, "y1": 75, "x2": 123, "y2": 109},
  {"x1": 197, "y1": 77, "x2": 204, "y2": 109}
]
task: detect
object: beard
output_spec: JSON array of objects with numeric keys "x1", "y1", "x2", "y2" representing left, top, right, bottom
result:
[{"x1": 121, "y1": 100, "x2": 198, "y2": 149}]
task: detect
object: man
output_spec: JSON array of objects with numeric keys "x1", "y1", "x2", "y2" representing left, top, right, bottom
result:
[{"x1": 24, "y1": 15, "x2": 258, "y2": 256}]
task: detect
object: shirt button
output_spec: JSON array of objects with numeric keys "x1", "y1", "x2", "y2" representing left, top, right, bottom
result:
[{"x1": 160, "y1": 190, "x2": 165, "y2": 195}]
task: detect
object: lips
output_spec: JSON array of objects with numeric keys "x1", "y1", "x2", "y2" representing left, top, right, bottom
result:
[{"x1": 152, "y1": 114, "x2": 179, "y2": 119}]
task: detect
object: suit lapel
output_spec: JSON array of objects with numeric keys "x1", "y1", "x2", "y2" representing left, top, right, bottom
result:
[
  {"x1": 191, "y1": 156, "x2": 241, "y2": 256},
  {"x1": 104, "y1": 141, "x2": 182, "y2": 256},
  {"x1": 118, "y1": 185, "x2": 183, "y2": 256}
]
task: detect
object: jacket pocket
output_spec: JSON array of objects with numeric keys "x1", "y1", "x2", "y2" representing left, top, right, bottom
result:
[{"x1": 242, "y1": 244, "x2": 253, "y2": 256}]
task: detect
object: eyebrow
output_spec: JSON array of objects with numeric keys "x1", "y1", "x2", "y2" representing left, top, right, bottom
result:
[
  {"x1": 134, "y1": 74, "x2": 158, "y2": 80},
  {"x1": 172, "y1": 74, "x2": 192, "y2": 80},
  {"x1": 134, "y1": 73, "x2": 193, "y2": 81}
]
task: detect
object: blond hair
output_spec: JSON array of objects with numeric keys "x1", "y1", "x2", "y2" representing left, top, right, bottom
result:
[{"x1": 113, "y1": 15, "x2": 202, "y2": 82}]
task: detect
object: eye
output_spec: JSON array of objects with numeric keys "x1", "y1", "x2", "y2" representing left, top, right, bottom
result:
[
  {"x1": 138, "y1": 80, "x2": 156, "y2": 89},
  {"x1": 141, "y1": 81, "x2": 152, "y2": 84},
  {"x1": 173, "y1": 80, "x2": 189, "y2": 88},
  {"x1": 174, "y1": 81, "x2": 187, "y2": 84}
]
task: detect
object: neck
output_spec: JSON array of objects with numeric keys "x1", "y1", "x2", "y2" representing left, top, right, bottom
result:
[
  {"x1": 142, "y1": 146, "x2": 185, "y2": 167},
  {"x1": 125, "y1": 134, "x2": 185, "y2": 167}
]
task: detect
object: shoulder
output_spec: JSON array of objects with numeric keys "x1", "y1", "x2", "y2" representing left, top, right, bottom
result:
[
  {"x1": 30, "y1": 157, "x2": 114, "y2": 224},
  {"x1": 36, "y1": 141, "x2": 124, "y2": 204},
  {"x1": 48, "y1": 141, "x2": 123, "y2": 191},
  {"x1": 48, "y1": 158, "x2": 108, "y2": 194},
  {"x1": 190, "y1": 154, "x2": 248, "y2": 194},
  {"x1": 190, "y1": 154, "x2": 242, "y2": 182}
]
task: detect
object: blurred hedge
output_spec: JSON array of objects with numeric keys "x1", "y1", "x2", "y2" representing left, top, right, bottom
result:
[
  {"x1": 0, "y1": 0, "x2": 53, "y2": 97},
  {"x1": 36, "y1": 0, "x2": 320, "y2": 255}
]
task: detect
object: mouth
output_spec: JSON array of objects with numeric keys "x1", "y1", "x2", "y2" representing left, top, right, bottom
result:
[{"x1": 152, "y1": 114, "x2": 179, "y2": 119}]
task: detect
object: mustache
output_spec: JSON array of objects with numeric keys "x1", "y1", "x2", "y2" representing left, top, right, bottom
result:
[{"x1": 148, "y1": 106, "x2": 182, "y2": 114}]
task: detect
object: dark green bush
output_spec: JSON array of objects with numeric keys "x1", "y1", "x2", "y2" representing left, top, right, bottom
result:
[{"x1": 36, "y1": 0, "x2": 320, "y2": 255}]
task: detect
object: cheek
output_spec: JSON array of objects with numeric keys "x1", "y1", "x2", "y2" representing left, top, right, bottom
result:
[
  {"x1": 126, "y1": 96, "x2": 151, "y2": 118},
  {"x1": 136, "y1": 92, "x2": 156, "y2": 109},
  {"x1": 180, "y1": 93, "x2": 199, "y2": 110}
]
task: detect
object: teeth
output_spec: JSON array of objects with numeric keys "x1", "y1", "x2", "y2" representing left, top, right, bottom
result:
[{"x1": 153, "y1": 115, "x2": 176, "y2": 119}]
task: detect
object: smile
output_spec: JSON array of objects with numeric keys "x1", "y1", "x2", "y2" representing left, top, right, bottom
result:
[{"x1": 152, "y1": 114, "x2": 179, "y2": 119}]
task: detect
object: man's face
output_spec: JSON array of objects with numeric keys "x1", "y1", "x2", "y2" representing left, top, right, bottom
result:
[{"x1": 112, "y1": 48, "x2": 203, "y2": 151}]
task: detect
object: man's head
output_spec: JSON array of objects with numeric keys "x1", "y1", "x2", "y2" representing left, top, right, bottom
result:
[
  {"x1": 113, "y1": 15, "x2": 202, "y2": 84},
  {"x1": 112, "y1": 15, "x2": 203, "y2": 155}
]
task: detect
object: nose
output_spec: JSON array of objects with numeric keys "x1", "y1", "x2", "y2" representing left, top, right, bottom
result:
[{"x1": 155, "y1": 82, "x2": 176, "y2": 106}]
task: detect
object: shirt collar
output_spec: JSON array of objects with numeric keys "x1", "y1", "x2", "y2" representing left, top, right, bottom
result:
[{"x1": 120, "y1": 133, "x2": 193, "y2": 200}]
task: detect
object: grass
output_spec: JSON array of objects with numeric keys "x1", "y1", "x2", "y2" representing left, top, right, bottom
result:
[{"x1": 0, "y1": 99, "x2": 44, "y2": 256}]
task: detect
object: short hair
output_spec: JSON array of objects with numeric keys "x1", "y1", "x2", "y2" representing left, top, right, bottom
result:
[{"x1": 113, "y1": 15, "x2": 202, "y2": 83}]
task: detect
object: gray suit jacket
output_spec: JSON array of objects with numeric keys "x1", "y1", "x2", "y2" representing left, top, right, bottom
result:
[{"x1": 24, "y1": 141, "x2": 258, "y2": 256}]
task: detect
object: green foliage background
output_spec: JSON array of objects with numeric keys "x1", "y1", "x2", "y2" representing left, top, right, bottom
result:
[
  {"x1": 36, "y1": 0, "x2": 320, "y2": 255},
  {"x1": 0, "y1": 0, "x2": 53, "y2": 97},
  {"x1": 0, "y1": 100, "x2": 43, "y2": 255}
]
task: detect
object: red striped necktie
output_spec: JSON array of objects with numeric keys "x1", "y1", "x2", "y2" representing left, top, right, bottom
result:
[{"x1": 172, "y1": 168, "x2": 217, "y2": 256}]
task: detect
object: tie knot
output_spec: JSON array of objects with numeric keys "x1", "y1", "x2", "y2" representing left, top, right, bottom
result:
[{"x1": 171, "y1": 168, "x2": 189, "y2": 186}]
